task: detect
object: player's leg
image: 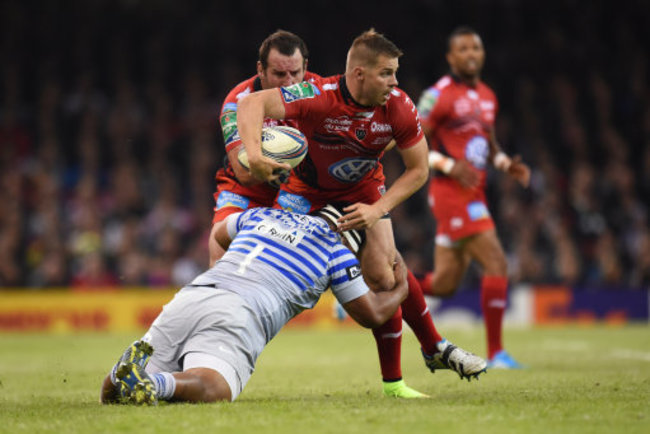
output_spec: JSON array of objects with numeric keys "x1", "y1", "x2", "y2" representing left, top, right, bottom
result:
[
  {"x1": 398, "y1": 251, "x2": 487, "y2": 380},
  {"x1": 420, "y1": 241, "x2": 471, "y2": 297},
  {"x1": 463, "y1": 229, "x2": 521, "y2": 368},
  {"x1": 100, "y1": 340, "x2": 157, "y2": 405},
  {"x1": 361, "y1": 220, "x2": 426, "y2": 398}
]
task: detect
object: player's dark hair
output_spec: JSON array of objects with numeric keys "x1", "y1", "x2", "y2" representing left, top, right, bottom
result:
[
  {"x1": 259, "y1": 30, "x2": 309, "y2": 70},
  {"x1": 350, "y1": 28, "x2": 403, "y2": 65},
  {"x1": 447, "y1": 26, "x2": 479, "y2": 52}
]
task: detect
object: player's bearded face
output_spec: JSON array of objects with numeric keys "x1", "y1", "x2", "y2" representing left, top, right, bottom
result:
[
  {"x1": 447, "y1": 34, "x2": 485, "y2": 79},
  {"x1": 363, "y1": 55, "x2": 399, "y2": 106},
  {"x1": 259, "y1": 48, "x2": 306, "y2": 89}
]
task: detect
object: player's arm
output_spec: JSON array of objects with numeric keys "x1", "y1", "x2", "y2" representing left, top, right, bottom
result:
[
  {"x1": 236, "y1": 89, "x2": 292, "y2": 184},
  {"x1": 213, "y1": 212, "x2": 244, "y2": 251},
  {"x1": 219, "y1": 105, "x2": 263, "y2": 186},
  {"x1": 338, "y1": 137, "x2": 429, "y2": 231},
  {"x1": 342, "y1": 255, "x2": 408, "y2": 328},
  {"x1": 487, "y1": 129, "x2": 531, "y2": 187}
]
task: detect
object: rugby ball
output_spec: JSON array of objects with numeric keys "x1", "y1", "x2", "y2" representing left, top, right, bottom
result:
[{"x1": 238, "y1": 126, "x2": 308, "y2": 170}]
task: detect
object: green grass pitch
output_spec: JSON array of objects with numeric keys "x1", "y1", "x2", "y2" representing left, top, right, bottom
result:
[{"x1": 1, "y1": 325, "x2": 649, "y2": 433}]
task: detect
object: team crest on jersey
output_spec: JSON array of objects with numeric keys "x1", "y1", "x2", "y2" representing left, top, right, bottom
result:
[
  {"x1": 346, "y1": 264, "x2": 362, "y2": 280},
  {"x1": 280, "y1": 82, "x2": 320, "y2": 103},
  {"x1": 220, "y1": 111, "x2": 238, "y2": 145},
  {"x1": 328, "y1": 157, "x2": 377, "y2": 183},
  {"x1": 355, "y1": 128, "x2": 367, "y2": 140}
]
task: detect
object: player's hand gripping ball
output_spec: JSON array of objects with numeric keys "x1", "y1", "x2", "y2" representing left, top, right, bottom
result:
[{"x1": 238, "y1": 126, "x2": 308, "y2": 186}]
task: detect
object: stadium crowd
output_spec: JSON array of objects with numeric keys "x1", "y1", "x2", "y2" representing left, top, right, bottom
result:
[{"x1": 1, "y1": 1, "x2": 649, "y2": 289}]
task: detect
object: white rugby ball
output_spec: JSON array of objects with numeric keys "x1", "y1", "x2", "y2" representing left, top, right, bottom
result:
[{"x1": 238, "y1": 126, "x2": 308, "y2": 170}]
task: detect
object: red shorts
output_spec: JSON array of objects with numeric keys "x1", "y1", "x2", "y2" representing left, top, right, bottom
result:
[
  {"x1": 212, "y1": 170, "x2": 278, "y2": 223},
  {"x1": 428, "y1": 178, "x2": 494, "y2": 244},
  {"x1": 275, "y1": 170, "x2": 386, "y2": 213}
]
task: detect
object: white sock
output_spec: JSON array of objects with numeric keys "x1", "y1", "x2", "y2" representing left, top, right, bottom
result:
[
  {"x1": 151, "y1": 372, "x2": 176, "y2": 400},
  {"x1": 110, "y1": 364, "x2": 119, "y2": 385}
]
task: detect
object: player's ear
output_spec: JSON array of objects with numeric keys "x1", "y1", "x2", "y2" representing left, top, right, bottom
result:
[
  {"x1": 256, "y1": 61, "x2": 264, "y2": 78},
  {"x1": 354, "y1": 65, "x2": 365, "y2": 81},
  {"x1": 446, "y1": 51, "x2": 453, "y2": 66}
]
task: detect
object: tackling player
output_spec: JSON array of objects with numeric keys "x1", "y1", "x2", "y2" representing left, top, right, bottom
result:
[
  {"x1": 102, "y1": 206, "x2": 407, "y2": 404},
  {"x1": 416, "y1": 26, "x2": 531, "y2": 368},
  {"x1": 236, "y1": 29, "x2": 486, "y2": 397},
  {"x1": 209, "y1": 30, "x2": 319, "y2": 265}
]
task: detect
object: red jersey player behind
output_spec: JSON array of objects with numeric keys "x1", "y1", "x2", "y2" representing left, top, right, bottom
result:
[
  {"x1": 417, "y1": 26, "x2": 531, "y2": 369},
  {"x1": 209, "y1": 30, "x2": 318, "y2": 265},
  {"x1": 236, "y1": 29, "x2": 487, "y2": 397}
]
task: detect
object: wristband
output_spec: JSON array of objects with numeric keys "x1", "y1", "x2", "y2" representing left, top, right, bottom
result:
[
  {"x1": 493, "y1": 152, "x2": 512, "y2": 171},
  {"x1": 428, "y1": 151, "x2": 455, "y2": 174}
]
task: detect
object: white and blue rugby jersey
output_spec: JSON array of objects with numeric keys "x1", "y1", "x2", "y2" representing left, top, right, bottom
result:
[{"x1": 190, "y1": 207, "x2": 368, "y2": 342}]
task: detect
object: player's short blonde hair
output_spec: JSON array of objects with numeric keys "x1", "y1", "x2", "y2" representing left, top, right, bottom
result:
[{"x1": 347, "y1": 29, "x2": 403, "y2": 68}]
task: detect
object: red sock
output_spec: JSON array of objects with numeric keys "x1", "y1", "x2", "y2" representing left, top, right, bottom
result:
[
  {"x1": 416, "y1": 272, "x2": 434, "y2": 296},
  {"x1": 372, "y1": 307, "x2": 403, "y2": 381},
  {"x1": 481, "y1": 275, "x2": 508, "y2": 359},
  {"x1": 402, "y1": 270, "x2": 442, "y2": 355}
]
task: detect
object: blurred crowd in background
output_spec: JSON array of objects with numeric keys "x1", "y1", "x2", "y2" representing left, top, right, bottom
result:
[{"x1": 1, "y1": 0, "x2": 649, "y2": 289}]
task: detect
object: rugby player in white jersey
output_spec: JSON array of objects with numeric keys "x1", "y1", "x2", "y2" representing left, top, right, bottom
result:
[{"x1": 101, "y1": 205, "x2": 416, "y2": 404}]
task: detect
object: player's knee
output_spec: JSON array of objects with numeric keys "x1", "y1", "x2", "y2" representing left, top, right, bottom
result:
[
  {"x1": 432, "y1": 269, "x2": 462, "y2": 297},
  {"x1": 198, "y1": 373, "x2": 231, "y2": 403},
  {"x1": 484, "y1": 253, "x2": 508, "y2": 277}
]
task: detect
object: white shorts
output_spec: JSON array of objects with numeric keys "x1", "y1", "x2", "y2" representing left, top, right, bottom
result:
[{"x1": 142, "y1": 286, "x2": 267, "y2": 401}]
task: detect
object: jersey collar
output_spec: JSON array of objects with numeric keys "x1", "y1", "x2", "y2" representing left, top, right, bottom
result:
[
  {"x1": 339, "y1": 75, "x2": 374, "y2": 109},
  {"x1": 253, "y1": 76, "x2": 263, "y2": 92}
]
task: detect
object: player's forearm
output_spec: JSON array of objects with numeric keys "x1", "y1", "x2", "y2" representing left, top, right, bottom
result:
[
  {"x1": 365, "y1": 276, "x2": 408, "y2": 327},
  {"x1": 374, "y1": 165, "x2": 428, "y2": 214},
  {"x1": 236, "y1": 94, "x2": 266, "y2": 164}
]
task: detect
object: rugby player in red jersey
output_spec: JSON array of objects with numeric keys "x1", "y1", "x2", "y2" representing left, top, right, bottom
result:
[
  {"x1": 236, "y1": 29, "x2": 487, "y2": 397},
  {"x1": 416, "y1": 26, "x2": 531, "y2": 369},
  {"x1": 209, "y1": 30, "x2": 320, "y2": 265}
]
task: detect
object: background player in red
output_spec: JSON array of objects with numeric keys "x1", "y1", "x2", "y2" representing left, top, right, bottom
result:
[
  {"x1": 236, "y1": 29, "x2": 487, "y2": 397},
  {"x1": 416, "y1": 26, "x2": 531, "y2": 369},
  {"x1": 209, "y1": 30, "x2": 318, "y2": 265}
]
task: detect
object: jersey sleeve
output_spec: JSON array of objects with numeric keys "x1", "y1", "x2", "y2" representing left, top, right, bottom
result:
[
  {"x1": 417, "y1": 85, "x2": 449, "y2": 133},
  {"x1": 225, "y1": 211, "x2": 245, "y2": 239},
  {"x1": 327, "y1": 244, "x2": 369, "y2": 304},
  {"x1": 391, "y1": 91, "x2": 425, "y2": 150},
  {"x1": 219, "y1": 89, "x2": 245, "y2": 153},
  {"x1": 280, "y1": 81, "x2": 329, "y2": 120}
]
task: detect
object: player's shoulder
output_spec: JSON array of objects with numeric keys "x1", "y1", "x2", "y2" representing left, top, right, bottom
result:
[
  {"x1": 280, "y1": 75, "x2": 338, "y2": 105},
  {"x1": 434, "y1": 75, "x2": 455, "y2": 92},
  {"x1": 386, "y1": 86, "x2": 418, "y2": 116},
  {"x1": 304, "y1": 71, "x2": 324, "y2": 82},
  {"x1": 222, "y1": 75, "x2": 258, "y2": 110},
  {"x1": 477, "y1": 80, "x2": 497, "y2": 99}
]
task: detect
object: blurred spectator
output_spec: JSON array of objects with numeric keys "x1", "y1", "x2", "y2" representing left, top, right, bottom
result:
[{"x1": 0, "y1": 0, "x2": 648, "y2": 289}]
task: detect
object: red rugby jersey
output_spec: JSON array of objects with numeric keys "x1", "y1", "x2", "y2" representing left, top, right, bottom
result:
[
  {"x1": 216, "y1": 72, "x2": 320, "y2": 198},
  {"x1": 417, "y1": 74, "x2": 498, "y2": 189},
  {"x1": 280, "y1": 75, "x2": 423, "y2": 191}
]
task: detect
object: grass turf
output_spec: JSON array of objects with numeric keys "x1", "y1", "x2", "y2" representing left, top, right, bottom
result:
[{"x1": 0, "y1": 325, "x2": 649, "y2": 433}]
